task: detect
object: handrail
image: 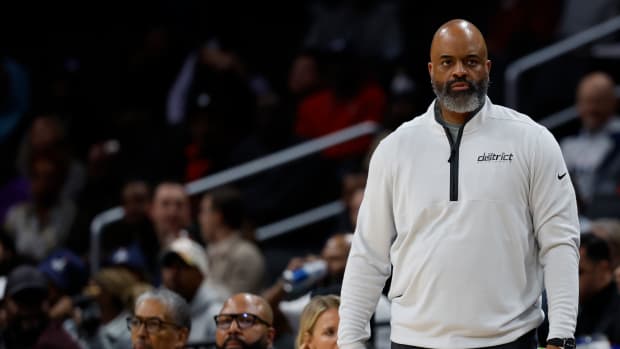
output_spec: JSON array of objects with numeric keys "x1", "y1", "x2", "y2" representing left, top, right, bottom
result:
[
  {"x1": 89, "y1": 121, "x2": 380, "y2": 274},
  {"x1": 505, "y1": 16, "x2": 620, "y2": 109},
  {"x1": 255, "y1": 200, "x2": 345, "y2": 241}
]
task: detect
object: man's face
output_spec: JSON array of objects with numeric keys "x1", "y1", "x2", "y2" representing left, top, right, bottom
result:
[
  {"x1": 289, "y1": 55, "x2": 319, "y2": 95},
  {"x1": 428, "y1": 23, "x2": 491, "y2": 114},
  {"x1": 579, "y1": 247, "x2": 610, "y2": 303},
  {"x1": 131, "y1": 298, "x2": 188, "y2": 349},
  {"x1": 215, "y1": 299, "x2": 274, "y2": 349},
  {"x1": 321, "y1": 237, "x2": 350, "y2": 282},
  {"x1": 150, "y1": 184, "x2": 190, "y2": 243},
  {"x1": 123, "y1": 182, "x2": 151, "y2": 224},
  {"x1": 161, "y1": 255, "x2": 203, "y2": 302},
  {"x1": 577, "y1": 79, "x2": 616, "y2": 132}
]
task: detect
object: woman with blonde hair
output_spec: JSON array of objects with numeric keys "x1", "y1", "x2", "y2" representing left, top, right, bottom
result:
[{"x1": 296, "y1": 294, "x2": 340, "y2": 349}]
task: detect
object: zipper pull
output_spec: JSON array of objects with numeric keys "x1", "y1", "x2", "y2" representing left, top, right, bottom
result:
[{"x1": 448, "y1": 148, "x2": 456, "y2": 163}]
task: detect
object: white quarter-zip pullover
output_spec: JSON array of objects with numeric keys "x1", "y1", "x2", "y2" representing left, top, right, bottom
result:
[{"x1": 338, "y1": 97, "x2": 580, "y2": 349}]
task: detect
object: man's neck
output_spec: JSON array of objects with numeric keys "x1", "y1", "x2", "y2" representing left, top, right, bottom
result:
[{"x1": 440, "y1": 107, "x2": 469, "y2": 125}]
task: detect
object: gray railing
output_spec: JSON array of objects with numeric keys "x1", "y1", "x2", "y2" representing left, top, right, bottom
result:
[
  {"x1": 89, "y1": 121, "x2": 380, "y2": 274},
  {"x1": 505, "y1": 16, "x2": 620, "y2": 110}
]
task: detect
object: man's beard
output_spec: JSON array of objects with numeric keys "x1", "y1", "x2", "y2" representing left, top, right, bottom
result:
[
  {"x1": 432, "y1": 76, "x2": 489, "y2": 113},
  {"x1": 216, "y1": 334, "x2": 270, "y2": 349}
]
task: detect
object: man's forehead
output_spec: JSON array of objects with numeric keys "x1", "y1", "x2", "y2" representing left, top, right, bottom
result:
[
  {"x1": 136, "y1": 298, "x2": 169, "y2": 320},
  {"x1": 155, "y1": 185, "x2": 188, "y2": 201},
  {"x1": 222, "y1": 301, "x2": 264, "y2": 318},
  {"x1": 430, "y1": 21, "x2": 487, "y2": 60}
]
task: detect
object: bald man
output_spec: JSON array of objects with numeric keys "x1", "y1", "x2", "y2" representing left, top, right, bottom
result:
[
  {"x1": 561, "y1": 72, "x2": 620, "y2": 207},
  {"x1": 338, "y1": 19, "x2": 579, "y2": 349},
  {"x1": 214, "y1": 293, "x2": 276, "y2": 349}
]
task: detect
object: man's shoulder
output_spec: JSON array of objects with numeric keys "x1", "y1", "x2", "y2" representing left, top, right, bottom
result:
[{"x1": 487, "y1": 102, "x2": 541, "y2": 129}]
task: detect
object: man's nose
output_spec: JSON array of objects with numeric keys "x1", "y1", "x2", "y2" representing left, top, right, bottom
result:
[
  {"x1": 227, "y1": 319, "x2": 242, "y2": 333},
  {"x1": 136, "y1": 322, "x2": 149, "y2": 337},
  {"x1": 452, "y1": 61, "x2": 467, "y2": 77}
]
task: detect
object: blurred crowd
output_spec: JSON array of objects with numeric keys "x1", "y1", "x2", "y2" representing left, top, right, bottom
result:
[{"x1": 1, "y1": 0, "x2": 620, "y2": 348}]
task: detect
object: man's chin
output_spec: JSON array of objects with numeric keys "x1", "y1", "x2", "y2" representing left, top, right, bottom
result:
[
  {"x1": 224, "y1": 340, "x2": 244, "y2": 349},
  {"x1": 133, "y1": 340, "x2": 151, "y2": 349}
]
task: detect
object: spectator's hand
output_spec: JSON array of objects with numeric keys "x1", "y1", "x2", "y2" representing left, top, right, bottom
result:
[
  {"x1": 285, "y1": 257, "x2": 306, "y2": 271},
  {"x1": 49, "y1": 295, "x2": 74, "y2": 320},
  {"x1": 285, "y1": 254, "x2": 321, "y2": 271}
]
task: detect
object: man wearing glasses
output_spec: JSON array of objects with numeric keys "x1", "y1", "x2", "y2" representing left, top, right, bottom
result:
[
  {"x1": 128, "y1": 288, "x2": 191, "y2": 349},
  {"x1": 214, "y1": 293, "x2": 276, "y2": 349}
]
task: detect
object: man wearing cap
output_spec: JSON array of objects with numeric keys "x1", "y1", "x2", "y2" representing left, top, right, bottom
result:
[
  {"x1": 161, "y1": 236, "x2": 230, "y2": 344},
  {"x1": 0, "y1": 265, "x2": 80, "y2": 349},
  {"x1": 38, "y1": 248, "x2": 89, "y2": 321}
]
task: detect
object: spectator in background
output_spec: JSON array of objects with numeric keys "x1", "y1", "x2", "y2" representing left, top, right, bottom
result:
[
  {"x1": 336, "y1": 172, "x2": 366, "y2": 233},
  {"x1": 295, "y1": 295, "x2": 340, "y2": 349},
  {"x1": 16, "y1": 114, "x2": 86, "y2": 201},
  {"x1": 150, "y1": 182, "x2": 191, "y2": 248},
  {"x1": 576, "y1": 233, "x2": 620, "y2": 344},
  {"x1": 589, "y1": 218, "x2": 620, "y2": 273},
  {"x1": 161, "y1": 236, "x2": 229, "y2": 344},
  {"x1": 263, "y1": 234, "x2": 352, "y2": 333},
  {"x1": 38, "y1": 248, "x2": 88, "y2": 321},
  {"x1": 199, "y1": 186, "x2": 266, "y2": 294},
  {"x1": 288, "y1": 50, "x2": 325, "y2": 101},
  {"x1": 0, "y1": 265, "x2": 80, "y2": 348},
  {"x1": 72, "y1": 267, "x2": 143, "y2": 349},
  {"x1": 263, "y1": 232, "x2": 389, "y2": 348},
  {"x1": 65, "y1": 138, "x2": 125, "y2": 256},
  {"x1": 294, "y1": 48, "x2": 386, "y2": 175},
  {"x1": 561, "y1": 72, "x2": 620, "y2": 216},
  {"x1": 129, "y1": 288, "x2": 191, "y2": 349},
  {"x1": 100, "y1": 179, "x2": 159, "y2": 282},
  {"x1": 167, "y1": 36, "x2": 256, "y2": 181},
  {"x1": 103, "y1": 243, "x2": 150, "y2": 283},
  {"x1": 214, "y1": 293, "x2": 275, "y2": 349},
  {"x1": 4, "y1": 150, "x2": 76, "y2": 261}
]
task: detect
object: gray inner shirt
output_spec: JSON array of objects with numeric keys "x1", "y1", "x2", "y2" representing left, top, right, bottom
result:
[{"x1": 443, "y1": 121, "x2": 461, "y2": 143}]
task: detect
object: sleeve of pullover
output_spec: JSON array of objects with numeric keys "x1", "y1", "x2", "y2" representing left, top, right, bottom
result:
[
  {"x1": 338, "y1": 138, "x2": 397, "y2": 349},
  {"x1": 529, "y1": 127, "x2": 580, "y2": 340}
]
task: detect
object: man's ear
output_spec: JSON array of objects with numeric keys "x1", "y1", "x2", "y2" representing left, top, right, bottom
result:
[
  {"x1": 267, "y1": 326, "x2": 276, "y2": 345},
  {"x1": 175, "y1": 328, "x2": 189, "y2": 349},
  {"x1": 428, "y1": 62, "x2": 433, "y2": 77}
]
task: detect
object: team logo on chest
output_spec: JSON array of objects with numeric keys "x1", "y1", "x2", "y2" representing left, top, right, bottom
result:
[{"x1": 476, "y1": 152, "x2": 514, "y2": 162}]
